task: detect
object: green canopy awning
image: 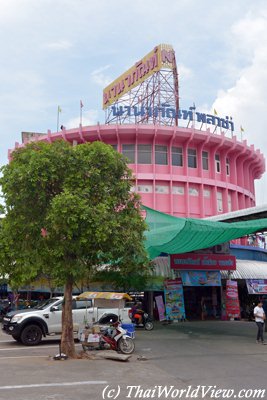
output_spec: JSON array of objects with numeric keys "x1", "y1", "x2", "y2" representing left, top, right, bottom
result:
[{"x1": 143, "y1": 206, "x2": 267, "y2": 259}]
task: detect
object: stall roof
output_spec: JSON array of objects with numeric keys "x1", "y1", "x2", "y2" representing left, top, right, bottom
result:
[
  {"x1": 204, "y1": 204, "x2": 267, "y2": 223},
  {"x1": 143, "y1": 206, "x2": 267, "y2": 259},
  {"x1": 221, "y1": 260, "x2": 267, "y2": 280},
  {"x1": 77, "y1": 291, "x2": 132, "y2": 301}
]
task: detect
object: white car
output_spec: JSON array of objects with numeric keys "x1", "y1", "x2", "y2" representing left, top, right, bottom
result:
[{"x1": 2, "y1": 297, "x2": 131, "y2": 345}]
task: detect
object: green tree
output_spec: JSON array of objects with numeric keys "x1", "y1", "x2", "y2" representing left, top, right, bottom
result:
[{"x1": 0, "y1": 140, "x2": 149, "y2": 357}]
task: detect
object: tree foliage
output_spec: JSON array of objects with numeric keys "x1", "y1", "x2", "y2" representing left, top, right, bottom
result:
[{"x1": 0, "y1": 140, "x2": 149, "y2": 356}]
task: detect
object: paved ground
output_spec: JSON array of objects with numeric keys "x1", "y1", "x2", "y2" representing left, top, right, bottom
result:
[{"x1": 0, "y1": 320, "x2": 266, "y2": 400}]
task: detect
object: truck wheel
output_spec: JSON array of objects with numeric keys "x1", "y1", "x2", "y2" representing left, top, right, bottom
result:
[{"x1": 20, "y1": 324, "x2": 42, "y2": 346}]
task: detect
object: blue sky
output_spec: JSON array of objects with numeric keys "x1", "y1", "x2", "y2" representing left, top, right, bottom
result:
[{"x1": 1, "y1": 0, "x2": 267, "y2": 204}]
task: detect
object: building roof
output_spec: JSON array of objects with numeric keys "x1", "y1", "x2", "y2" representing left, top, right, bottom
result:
[
  {"x1": 144, "y1": 206, "x2": 267, "y2": 259},
  {"x1": 221, "y1": 260, "x2": 267, "y2": 280},
  {"x1": 205, "y1": 204, "x2": 267, "y2": 223}
]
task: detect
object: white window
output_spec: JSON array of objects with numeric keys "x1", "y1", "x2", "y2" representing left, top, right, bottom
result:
[
  {"x1": 204, "y1": 189, "x2": 210, "y2": 197},
  {"x1": 138, "y1": 144, "x2": 152, "y2": 164},
  {"x1": 189, "y1": 187, "x2": 199, "y2": 196},
  {"x1": 228, "y1": 193, "x2": 232, "y2": 212},
  {"x1": 215, "y1": 154, "x2": 221, "y2": 173},
  {"x1": 155, "y1": 145, "x2": 168, "y2": 165},
  {"x1": 122, "y1": 144, "x2": 135, "y2": 163},
  {"x1": 226, "y1": 158, "x2": 230, "y2": 176},
  {"x1": 188, "y1": 148, "x2": 197, "y2": 168},
  {"x1": 172, "y1": 186, "x2": 184, "y2": 195},
  {"x1": 172, "y1": 147, "x2": 183, "y2": 166},
  {"x1": 217, "y1": 191, "x2": 223, "y2": 212},
  {"x1": 155, "y1": 185, "x2": 169, "y2": 194},
  {"x1": 137, "y1": 185, "x2": 153, "y2": 193},
  {"x1": 202, "y1": 151, "x2": 209, "y2": 170}
]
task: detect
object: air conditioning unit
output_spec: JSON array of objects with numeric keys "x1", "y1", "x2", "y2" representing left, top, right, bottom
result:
[{"x1": 213, "y1": 242, "x2": 230, "y2": 254}]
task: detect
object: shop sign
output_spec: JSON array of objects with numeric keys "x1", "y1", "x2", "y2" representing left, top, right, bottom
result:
[
  {"x1": 225, "y1": 280, "x2": 240, "y2": 319},
  {"x1": 180, "y1": 271, "x2": 221, "y2": 286},
  {"x1": 170, "y1": 253, "x2": 236, "y2": 271},
  {"x1": 164, "y1": 279, "x2": 186, "y2": 321},
  {"x1": 246, "y1": 279, "x2": 267, "y2": 294}
]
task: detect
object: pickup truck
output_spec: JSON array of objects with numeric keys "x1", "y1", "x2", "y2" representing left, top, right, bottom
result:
[{"x1": 1, "y1": 296, "x2": 131, "y2": 345}]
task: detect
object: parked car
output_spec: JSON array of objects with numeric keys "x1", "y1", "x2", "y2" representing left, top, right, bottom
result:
[{"x1": 2, "y1": 296, "x2": 131, "y2": 345}]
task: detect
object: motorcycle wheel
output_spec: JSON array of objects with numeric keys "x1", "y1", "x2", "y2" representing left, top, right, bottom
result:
[
  {"x1": 118, "y1": 337, "x2": 135, "y2": 354},
  {"x1": 145, "y1": 321, "x2": 154, "y2": 331}
]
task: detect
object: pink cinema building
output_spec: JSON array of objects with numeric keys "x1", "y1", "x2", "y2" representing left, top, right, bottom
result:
[
  {"x1": 15, "y1": 122, "x2": 264, "y2": 219},
  {"x1": 11, "y1": 44, "x2": 265, "y2": 219}
]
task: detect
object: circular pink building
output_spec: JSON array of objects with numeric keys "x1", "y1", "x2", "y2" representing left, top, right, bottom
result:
[{"x1": 16, "y1": 122, "x2": 265, "y2": 219}]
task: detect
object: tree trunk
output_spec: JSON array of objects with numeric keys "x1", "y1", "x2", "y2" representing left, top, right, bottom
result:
[{"x1": 61, "y1": 275, "x2": 77, "y2": 358}]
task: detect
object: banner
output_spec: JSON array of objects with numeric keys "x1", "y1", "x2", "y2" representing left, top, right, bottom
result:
[
  {"x1": 246, "y1": 279, "x2": 267, "y2": 294},
  {"x1": 170, "y1": 253, "x2": 236, "y2": 270},
  {"x1": 155, "y1": 295, "x2": 166, "y2": 321},
  {"x1": 225, "y1": 280, "x2": 240, "y2": 319},
  {"x1": 180, "y1": 271, "x2": 221, "y2": 286},
  {"x1": 164, "y1": 279, "x2": 186, "y2": 321}
]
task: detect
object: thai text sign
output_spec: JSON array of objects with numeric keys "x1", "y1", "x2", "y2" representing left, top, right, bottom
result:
[
  {"x1": 110, "y1": 105, "x2": 234, "y2": 132},
  {"x1": 103, "y1": 44, "x2": 175, "y2": 108},
  {"x1": 170, "y1": 253, "x2": 236, "y2": 271},
  {"x1": 225, "y1": 280, "x2": 240, "y2": 319},
  {"x1": 180, "y1": 271, "x2": 221, "y2": 286},
  {"x1": 246, "y1": 279, "x2": 267, "y2": 294}
]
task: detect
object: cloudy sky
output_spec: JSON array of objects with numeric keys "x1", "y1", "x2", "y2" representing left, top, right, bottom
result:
[{"x1": 1, "y1": 0, "x2": 267, "y2": 205}]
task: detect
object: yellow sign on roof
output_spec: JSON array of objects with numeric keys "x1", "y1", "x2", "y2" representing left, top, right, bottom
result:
[{"x1": 103, "y1": 44, "x2": 175, "y2": 109}]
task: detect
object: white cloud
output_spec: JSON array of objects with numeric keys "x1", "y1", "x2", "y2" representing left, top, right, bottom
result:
[
  {"x1": 65, "y1": 109, "x2": 99, "y2": 129},
  {"x1": 178, "y1": 64, "x2": 193, "y2": 81},
  {"x1": 44, "y1": 40, "x2": 73, "y2": 50},
  {"x1": 212, "y1": 7, "x2": 267, "y2": 204},
  {"x1": 90, "y1": 65, "x2": 112, "y2": 87}
]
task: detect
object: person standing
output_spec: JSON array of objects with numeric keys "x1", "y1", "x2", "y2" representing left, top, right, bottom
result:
[
  {"x1": 201, "y1": 297, "x2": 207, "y2": 321},
  {"x1": 254, "y1": 300, "x2": 266, "y2": 344}
]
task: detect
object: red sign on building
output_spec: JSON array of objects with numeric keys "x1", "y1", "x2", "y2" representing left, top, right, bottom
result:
[{"x1": 170, "y1": 253, "x2": 236, "y2": 271}]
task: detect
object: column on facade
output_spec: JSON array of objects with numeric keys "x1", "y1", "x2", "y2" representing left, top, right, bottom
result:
[
  {"x1": 235, "y1": 145, "x2": 247, "y2": 189},
  {"x1": 184, "y1": 134, "x2": 193, "y2": 218},
  {"x1": 232, "y1": 189, "x2": 238, "y2": 211},
  {"x1": 152, "y1": 127, "x2": 157, "y2": 211},
  {"x1": 212, "y1": 185, "x2": 218, "y2": 215},
  {"x1": 198, "y1": 136, "x2": 210, "y2": 218},
  {"x1": 135, "y1": 127, "x2": 139, "y2": 192},
  {"x1": 210, "y1": 141, "x2": 224, "y2": 215},
  {"x1": 222, "y1": 187, "x2": 228, "y2": 214},
  {"x1": 221, "y1": 149, "x2": 229, "y2": 213},
  {"x1": 169, "y1": 130, "x2": 176, "y2": 216}
]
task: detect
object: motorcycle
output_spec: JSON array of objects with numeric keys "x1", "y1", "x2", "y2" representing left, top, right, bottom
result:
[
  {"x1": 130, "y1": 311, "x2": 154, "y2": 331},
  {"x1": 100, "y1": 322, "x2": 135, "y2": 354},
  {"x1": 82, "y1": 322, "x2": 135, "y2": 354}
]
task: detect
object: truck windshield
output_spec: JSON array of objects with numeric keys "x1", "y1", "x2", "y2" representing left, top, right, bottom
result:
[{"x1": 34, "y1": 298, "x2": 60, "y2": 310}]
